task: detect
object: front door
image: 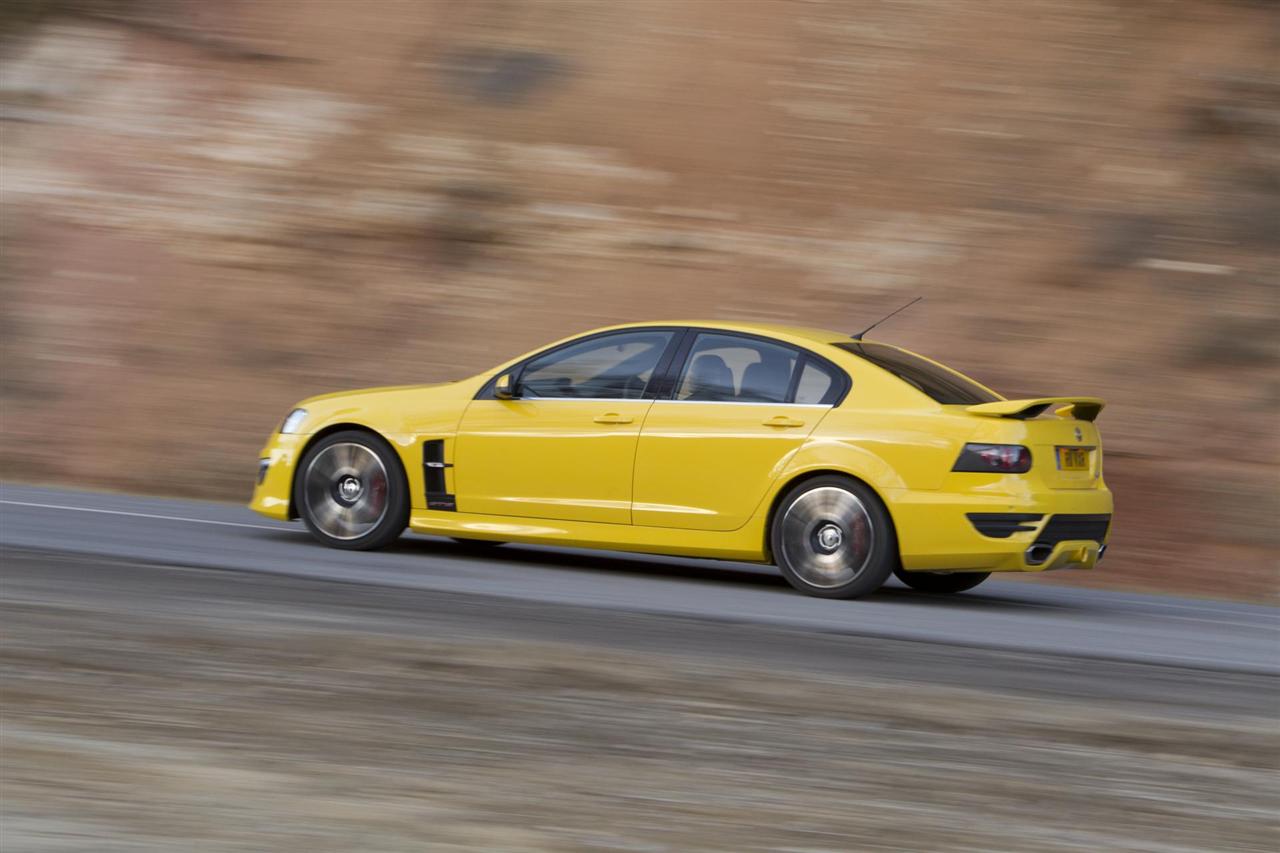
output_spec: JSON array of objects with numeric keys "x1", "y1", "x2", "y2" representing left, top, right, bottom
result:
[
  {"x1": 632, "y1": 331, "x2": 843, "y2": 530},
  {"x1": 454, "y1": 328, "x2": 677, "y2": 524}
]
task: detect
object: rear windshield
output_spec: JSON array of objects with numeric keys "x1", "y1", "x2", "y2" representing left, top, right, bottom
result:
[{"x1": 834, "y1": 342, "x2": 1000, "y2": 405}]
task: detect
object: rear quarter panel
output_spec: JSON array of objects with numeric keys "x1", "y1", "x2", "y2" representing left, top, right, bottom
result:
[
  {"x1": 770, "y1": 346, "x2": 978, "y2": 494},
  {"x1": 790, "y1": 409, "x2": 980, "y2": 494}
]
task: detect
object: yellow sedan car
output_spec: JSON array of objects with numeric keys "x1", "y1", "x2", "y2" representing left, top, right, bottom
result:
[{"x1": 251, "y1": 321, "x2": 1112, "y2": 598}]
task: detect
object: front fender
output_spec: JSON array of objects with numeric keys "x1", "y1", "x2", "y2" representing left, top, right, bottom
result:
[{"x1": 251, "y1": 381, "x2": 479, "y2": 520}]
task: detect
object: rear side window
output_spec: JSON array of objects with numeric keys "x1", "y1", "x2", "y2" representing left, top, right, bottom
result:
[
  {"x1": 835, "y1": 342, "x2": 999, "y2": 405},
  {"x1": 671, "y1": 331, "x2": 847, "y2": 405},
  {"x1": 676, "y1": 333, "x2": 798, "y2": 403}
]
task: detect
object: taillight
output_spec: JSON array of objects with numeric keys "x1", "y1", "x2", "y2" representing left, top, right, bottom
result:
[{"x1": 953, "y1": 443, "x2": 1032, "y2": 474}]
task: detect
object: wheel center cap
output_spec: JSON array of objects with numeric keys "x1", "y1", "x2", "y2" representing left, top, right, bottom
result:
[
  {"x1": 337, "y1": 475, "x2": 363, "y2": 502},
  {"x1": 815, "y1": 523, "x2": 844, "y2": 553}
]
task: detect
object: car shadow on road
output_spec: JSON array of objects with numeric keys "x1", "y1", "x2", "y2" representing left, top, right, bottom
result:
[
  {"x1": 387, "y1": 535, "x2": 793, "y2": 588},
  {"x1": 869, "y1": 584, "x2": 1082, "y2": 613},
  {"x1": 379, "y1": 535, "x2": 1086, "y2": 613},
  {"x1": 243, "y1": 529, "x2": 1085, "y2": 613}
]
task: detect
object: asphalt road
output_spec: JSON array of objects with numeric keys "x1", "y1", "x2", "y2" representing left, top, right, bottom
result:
[
  {"x1": 2, "y1": 482, "x2": 1276, "y2": 674},
  {"x1": 7, "y1": 549, "x2": 1275, "y2": 850}
]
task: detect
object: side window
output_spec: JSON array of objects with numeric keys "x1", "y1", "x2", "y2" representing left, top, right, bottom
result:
[
  {"x1": 675, "y1": 333, "x2": 799, "y2": 403},
  {"x1": 519, "y1": 330, "x2": 674, "y2": 399},
  {"x1": 794, "y1": 359, "x2": 838, "y2": 405}
]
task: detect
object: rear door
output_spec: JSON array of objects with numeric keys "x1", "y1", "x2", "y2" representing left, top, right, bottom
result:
[{"x1": 632, "y1": 331, "x2": 846, "y2": 531}]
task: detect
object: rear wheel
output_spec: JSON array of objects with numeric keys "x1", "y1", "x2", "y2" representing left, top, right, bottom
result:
[
  {"x1": 893, "y1": 566, "x2": 990, "y2": 594},
  {"x1": 770, "y1": 476, "x2": 896, "y2": 599},
  {"x1": 296, "y1": 430, "x2": 408, "y2": 550}
]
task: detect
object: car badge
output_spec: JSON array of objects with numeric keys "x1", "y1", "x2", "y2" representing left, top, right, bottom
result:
[{"x1": 1074, "y1": 427, "x2": 1084, "y2": 442}]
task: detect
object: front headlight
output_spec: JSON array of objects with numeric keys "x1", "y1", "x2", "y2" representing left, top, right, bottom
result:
[{"x1": 279, "y1": 408, "x2": 309, "y2": 434}]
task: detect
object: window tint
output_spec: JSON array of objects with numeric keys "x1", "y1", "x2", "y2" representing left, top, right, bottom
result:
[
  {"x1": 676, "y1": 333, "x2": 798, "y2": 403},
  {"x1": 794, "y1": 360, "x2": 837, "y2": 405},
  {"x1": 835, "y1": 342, "x2": 999, "y2": 405},
  {"x1": 520, "y1": 330, "x2": 674, "y2": 399}
]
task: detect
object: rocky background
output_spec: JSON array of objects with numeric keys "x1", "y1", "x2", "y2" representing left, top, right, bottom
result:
[{"x1": 1, "y1": 0, "x2": 1276, "y2": 600}]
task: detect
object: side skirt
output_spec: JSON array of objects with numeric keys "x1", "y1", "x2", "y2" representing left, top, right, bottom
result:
[{"x1": 408, "y1": 510, "x2": 769, "y2": 562}]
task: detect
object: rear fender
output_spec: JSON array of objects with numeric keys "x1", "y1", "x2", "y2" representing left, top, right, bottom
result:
[
  {"x1": 794, "y1": 408, "x2": 982, "y2": 492},
  {"x1": 772, "y1": 437, "x2": 909, "y2": 496}
]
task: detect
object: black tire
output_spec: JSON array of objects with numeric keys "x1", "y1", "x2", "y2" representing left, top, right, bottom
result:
[
  {"x1": 892, "y1": 567, "x2": 991, "y2": 594},
  {"x1": 770, "y1": 475, "x2": 897, "y2": 599},
  {"x1": 295, "y1": 429, "x2": 409, "y2": 550}
]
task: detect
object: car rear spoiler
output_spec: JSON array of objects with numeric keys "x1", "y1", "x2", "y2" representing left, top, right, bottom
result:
[{"x1": 965, "y1": 397, "x2": 1105, "y2": 422}]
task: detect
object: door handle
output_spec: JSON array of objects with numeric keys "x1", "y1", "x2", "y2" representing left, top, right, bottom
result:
[
  {"x1": 763, "y1": 415, "x2": 805, "y2": 428},
  {"x1": 594, "y1": 413, "x2": 634, "y2": 424}
]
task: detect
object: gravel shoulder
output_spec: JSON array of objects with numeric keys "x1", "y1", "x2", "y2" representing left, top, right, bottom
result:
[{"x1": 2, "y1": 549, "x2": 1277, "y2": 852}]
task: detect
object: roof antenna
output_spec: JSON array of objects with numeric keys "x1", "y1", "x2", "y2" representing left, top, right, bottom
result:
[{"x1": 852, "y1": 296, "x2": 923, "y2": 340}]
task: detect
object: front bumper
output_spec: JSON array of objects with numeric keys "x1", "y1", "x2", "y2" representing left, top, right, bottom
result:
[
  {"x1": 248, "y1": 433, "x2": 308, "y2": 520},
  {"x1": 890, "y1": 486, "x2": 1113, "y2": 573}
]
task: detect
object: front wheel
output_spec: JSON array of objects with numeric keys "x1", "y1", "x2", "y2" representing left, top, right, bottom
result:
[
  {"x1": 295, "y1": 430, "x2": 409, "y2": 550},
  {"x1": 892, "y1": 566, "x2": 990, "y2": 594},
  {"x1": 770, "y1": 476, "x2": 897, "y2": 599}
]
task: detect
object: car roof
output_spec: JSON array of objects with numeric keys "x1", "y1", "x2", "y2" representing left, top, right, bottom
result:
[{"x1": 586, "y1": 320, "x2": 851, "y2": 346}]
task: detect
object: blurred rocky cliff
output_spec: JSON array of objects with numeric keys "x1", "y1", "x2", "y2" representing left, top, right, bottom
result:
[{"x1": 2, "y1": 0, "x2": 1276, "y2": 599}]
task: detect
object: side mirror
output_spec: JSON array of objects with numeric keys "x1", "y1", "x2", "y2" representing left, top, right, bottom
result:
[{"x1": 494, "y1": 373, "x2": 517, "y2": 400}]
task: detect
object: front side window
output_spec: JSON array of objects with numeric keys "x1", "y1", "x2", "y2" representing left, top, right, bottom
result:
[
  {"x1": 835, "y1": 342, "x2": 999, "y2": 405},
  {"x1": 675, "y1": 333, "x2": 800, "y2": 403},
  {"x1": 519, "y1": 330, "x2": 674, "y2": 399}
]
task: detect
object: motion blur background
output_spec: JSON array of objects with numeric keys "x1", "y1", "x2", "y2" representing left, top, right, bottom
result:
[
  {"x1": 3, "y1": 4, "x2": 1278, "y2": 852},
  {"x1": 1, "y1": 0, "x2": 1276, "y2": 600}
]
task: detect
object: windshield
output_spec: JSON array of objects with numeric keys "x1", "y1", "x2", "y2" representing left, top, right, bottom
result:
[{"x1": 834, "y1": 342, "x2": 999, "y2": 405}]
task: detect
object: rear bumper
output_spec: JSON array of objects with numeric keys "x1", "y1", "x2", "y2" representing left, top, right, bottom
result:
[{"x1": 890, "y1": 486, "x2": 1113, "y2": 573}]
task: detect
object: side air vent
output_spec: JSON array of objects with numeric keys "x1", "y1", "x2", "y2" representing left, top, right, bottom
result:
[
  {"x1": 966, "y1": 513, "x2": 1044, "y2": 538},
  {"x1": 422, "y1": 439, "x2": 456, "y2": 511}
]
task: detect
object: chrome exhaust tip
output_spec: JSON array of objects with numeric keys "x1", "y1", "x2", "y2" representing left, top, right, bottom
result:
[
  {"x1": 1097, "y1": 544, "x2": 1107, "y2": 561},
  {"x1": 1026, "y1": 544, "x2": 1054, "y2": 565}
]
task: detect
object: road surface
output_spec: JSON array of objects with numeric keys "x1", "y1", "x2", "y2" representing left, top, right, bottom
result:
[
  {"x1": 2, "y1": 482, "x2": 1274, "y2": 674},
  {"x1": 3, "y1": 484, "x2": 1277, "y2": 850}
]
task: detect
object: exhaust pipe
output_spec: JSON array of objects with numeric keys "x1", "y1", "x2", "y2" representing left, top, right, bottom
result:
[
  {"x1": 1026, "y1": 544, "x2": 1054, "y2": 565},
  {"x1": 1098, "y1": 544, "x2": 1107, "y2": 561}
]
